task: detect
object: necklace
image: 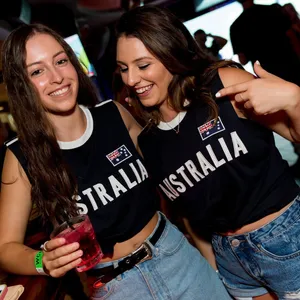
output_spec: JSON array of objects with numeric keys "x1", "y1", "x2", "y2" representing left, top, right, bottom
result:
[{"x1": 164, "y1": 113, "x2": 181, "y2": 134}]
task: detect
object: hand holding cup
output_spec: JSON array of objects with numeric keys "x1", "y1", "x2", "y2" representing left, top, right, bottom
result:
[{"x1": 42, "y1": 238, "x2": 83, "y2": 278}]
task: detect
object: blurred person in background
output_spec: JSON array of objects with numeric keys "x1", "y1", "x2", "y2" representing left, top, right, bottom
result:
[
  {"x1": 282, "y1": 3, "x2": 300, "y2": 59},
  {"x1": 231, "y1": 0, "x2": 300, "y2": 179},
  {"x1": 194, "y1": 29, "x2": 227, "y2": 60},
  {"x1": 230, "y1": 0, "x2": 300, "y2": 86}
]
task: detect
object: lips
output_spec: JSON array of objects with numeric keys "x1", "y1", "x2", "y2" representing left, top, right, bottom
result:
[
  {"x1": 135, "y1": 84, "x2": 153, "y2": 96},
  {"x1": 49, "y1": 85, "x2": 70, "y2": 97}
]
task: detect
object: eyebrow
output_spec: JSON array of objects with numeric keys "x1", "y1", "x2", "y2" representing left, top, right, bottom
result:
[
  {"x1": 26, "y1": 50, "x2": 66, "y2": 68},
  {"x1": 117, "y1": 56, "x2": 153, "y2": 65}
]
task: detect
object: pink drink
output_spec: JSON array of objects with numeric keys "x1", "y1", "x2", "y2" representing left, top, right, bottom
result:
[{"x1": 52, "y1": 215, "x2": 103, "y2": 272}]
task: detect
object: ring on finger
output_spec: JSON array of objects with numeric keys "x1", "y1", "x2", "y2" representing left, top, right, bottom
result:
[{"x1": 40, "y1": 241, "x2": 50, "y2": 252}]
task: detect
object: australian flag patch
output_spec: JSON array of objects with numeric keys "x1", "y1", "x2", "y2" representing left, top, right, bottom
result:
[
  {"x1": 198, "y1": 117, "x2": 225, "y2": 141},
  {"x1": 106, "y1": 145, "x2": 132, "y2": 166}
]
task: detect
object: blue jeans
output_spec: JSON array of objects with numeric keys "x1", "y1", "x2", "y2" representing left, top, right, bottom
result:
[
  {"x1": 212, "y1": 194, "x2": 300, "y2": 299},
  {"x1": 89, "y1": 212, "x2": 230, "y2": 300}
]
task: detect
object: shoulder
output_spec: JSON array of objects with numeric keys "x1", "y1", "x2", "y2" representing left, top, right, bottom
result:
[
  {"x1": 4, "y1": 136, "x2": 20, "y2": 157},
  {"x1": 91, "y1": 99, "x2": 127, "y2": 118},
  {"x1": 89, "y1": 99, "x2": 123, "y2": 124},
  {"x1": 90, "y1": 99, "x2": 137, "y2": 131},
  {"x1": 138, "y1": 123, "x2": 156, "y2": 148},
  {"x1": 102, "y1": 100, "x2": 143, "y2": 148},
  {"x1": 91, "y1": 99, "x2": 115, "y2": 114},
  {"x1": 5, "y1": 136, "x2": 19, "y2": 148},
  {"x1": 218, "y1": 67, "x2": 255, "y2": 88}
]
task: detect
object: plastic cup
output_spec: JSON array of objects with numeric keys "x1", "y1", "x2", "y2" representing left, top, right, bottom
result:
[{"x1": 51, "y1": 215, "x2": 103, "y2": 272}]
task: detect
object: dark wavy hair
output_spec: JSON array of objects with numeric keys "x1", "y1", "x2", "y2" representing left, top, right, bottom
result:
[
  {"x1": 115, "y1": 5, "x2": 238, "y2": 125},
  {"x1": 2, "y1": 23, "x2": 99, "y2": 224}
]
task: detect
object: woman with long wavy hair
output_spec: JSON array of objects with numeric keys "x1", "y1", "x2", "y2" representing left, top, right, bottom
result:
[
  {"x1": 115, "y1": 5, "x2": 300, "y2": 300},
  {"x1": 0, "y1": 23, "x2": 231, "y2": 299}
]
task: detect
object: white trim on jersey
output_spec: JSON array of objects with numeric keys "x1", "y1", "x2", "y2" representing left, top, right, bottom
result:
[
  {"x1": 6, "y1": 101, "x2": 113, "y2": 150},
  {"x1": 95, "y1": 99, "x2": 112, "y2": 107},
  {"x1": 58, "y1": 106, "x2": 93, "y2": 150},
  {"x1": 5, "y1": 137, "x2": 18, "y2": 147},
  {"x1": 157, "y1": 111, "x2": 187, "y2": 131}
]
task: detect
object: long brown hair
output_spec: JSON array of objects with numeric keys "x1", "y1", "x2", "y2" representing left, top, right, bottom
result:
[
  {"x1": 115, "y1": 6, "x2": 238, "y2": 125},
  {"x1": 2, "y1": 24, "x2": 99, "y2": 224}
]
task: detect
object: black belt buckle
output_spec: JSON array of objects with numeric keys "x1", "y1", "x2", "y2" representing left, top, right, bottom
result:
[{"x1": 132, "y1": 242, "x2": 152, "y2": 263}]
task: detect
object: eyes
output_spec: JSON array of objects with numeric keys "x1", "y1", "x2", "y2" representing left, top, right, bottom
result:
[
  {"x1": 119, "y1": 64, "x2": 150, "y2": 73},
  {"x1": 29, "y1": 58, "x2": 69, "y2": 77}
]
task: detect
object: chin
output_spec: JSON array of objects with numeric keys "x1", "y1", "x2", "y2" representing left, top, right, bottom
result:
[
  {"x1": 46, "y1": 102, "x2": 77, "y2": 116},
  {"x1": 140, "y1": 98, "x2": 159, "y2": 108}
]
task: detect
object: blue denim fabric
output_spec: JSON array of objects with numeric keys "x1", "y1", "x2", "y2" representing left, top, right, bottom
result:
[
  {"x1": 89, "y1": 212, "x2": 230, "y2": 300},
  {"x1": 212, "y1": 194, "x2": 300, "y2": 300}
]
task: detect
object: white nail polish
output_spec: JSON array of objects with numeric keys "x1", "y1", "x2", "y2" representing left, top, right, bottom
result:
[{"x1": 215, "y1": 92, "x2": 221, "y2": 98}]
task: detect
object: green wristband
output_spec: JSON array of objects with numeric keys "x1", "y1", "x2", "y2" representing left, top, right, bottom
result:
[{"x1": 35, "y1": 251, "x2": 48, "y2": 276}]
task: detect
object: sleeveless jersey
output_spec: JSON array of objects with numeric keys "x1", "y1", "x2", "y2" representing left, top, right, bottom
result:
[
  {"x1": 6, "y1": 100, "x2": 158, "y2": 254},
  {"x1": 138, "y1": 73, "x2": 299, "y2": 235}
]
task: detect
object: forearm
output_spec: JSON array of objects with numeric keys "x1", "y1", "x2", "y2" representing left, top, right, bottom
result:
[
  {"x1": 211, "y1": 35, "x2": 227, "y2": 48},
  {"x1": 286, "y1": 85, "x2": 300, "y2": 142},
  {"x1": 182, "y1": 218, "x2": 217, "y2": 270},
  {"x1": 0, "y1": 242, "x2": 39, "y2": 275},
  {"x1": 192, "y1": 237, "x2": 218, "y2": 270}
]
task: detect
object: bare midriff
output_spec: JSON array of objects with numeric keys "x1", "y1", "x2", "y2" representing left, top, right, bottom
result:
[
  {"x1": 101, "y1": 212, "x2": 159, "y2": 262},
  {"x1": 221, "y1": 201, "x2": 293, "y2": 236}
]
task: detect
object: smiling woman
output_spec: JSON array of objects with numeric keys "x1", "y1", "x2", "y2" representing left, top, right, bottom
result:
[
  {"x1": 25, "y1": 34, "x2": 79, "y2": 119},
  {"x1": 117, "y1": 36, "x2": 174, "y2": 119},
  {"x1": 114, "y1": 5, "x2": 300, "y2": 300},
  {"x1": 0, "y1": 23, "x2": 231, "y2": 300}
]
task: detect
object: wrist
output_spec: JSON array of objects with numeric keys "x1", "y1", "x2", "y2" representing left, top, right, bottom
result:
[
  {"x1": 283, "y1": 84, "x2": 300, "y2": 112},
  {"x1": 34, "y1": 251, "x2": 49, "y2": 276}
]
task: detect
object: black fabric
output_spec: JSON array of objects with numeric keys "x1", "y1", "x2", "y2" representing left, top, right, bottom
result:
[
  {"x1": 138, "y1": 73, "x2": 299, "y2": 236},
  {"x1": 6, "y1": 101, "x2": 158, "y2": 255},
  {"x1": 230, "y1": 4, "x2": 300, "y2": 85}
]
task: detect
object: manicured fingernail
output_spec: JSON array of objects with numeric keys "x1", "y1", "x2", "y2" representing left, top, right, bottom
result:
[
  {"x1": 255, "y1": 60, "x2": 260, "y2": 65},
  {"x1": 215, "y1": 92, "x2": 221, "y2": 98}
]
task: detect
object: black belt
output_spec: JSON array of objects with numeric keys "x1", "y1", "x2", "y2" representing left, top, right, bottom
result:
[{"x1": 87, "y1": 216, "x2": 166, "y2": 287}]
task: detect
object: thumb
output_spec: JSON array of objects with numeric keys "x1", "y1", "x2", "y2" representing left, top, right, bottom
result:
[{"x1": 253, "y1": 61, "x2": 274, "y2": 79}]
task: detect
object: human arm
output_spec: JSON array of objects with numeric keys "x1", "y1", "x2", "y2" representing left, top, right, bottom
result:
[
  {"x1": 0, "y1": 149, "x2": 83, "y2": 277},
  {"x1": 216, "y1": 62, "x2": 300, "y2": 143},
  {"x1": 206, "y1": 33, "x2": 227, "y2": 49},
  {"x1": 114, "y1": 101, "x2": 143, "y2": 153},
  {"x1": 182, "y1": 218, "x2": 217, "y2": 270}
]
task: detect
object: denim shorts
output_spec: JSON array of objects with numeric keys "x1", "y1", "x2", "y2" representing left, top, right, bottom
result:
[
  {"x1": 89, "y1": 212, "x2": 231, "y2": 300},
  {"x1": 212, "y1": 194, "x2": 300, "y2": 299}
]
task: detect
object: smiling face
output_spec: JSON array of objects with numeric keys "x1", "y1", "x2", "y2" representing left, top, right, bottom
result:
[
  {"x1": 116, "y1": 36, "x2": 173, "y2": 109},
  {"x1": 26, "y1": 33, "x2": 79, "y2": 115}
]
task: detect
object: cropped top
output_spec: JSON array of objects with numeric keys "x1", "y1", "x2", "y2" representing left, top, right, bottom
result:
[
  {"x1": 138, "y1": 73, "x2": 299, "y2": 235},
  {"x1": 6, "y1": 100, "x2": 159, "y2": 254}
]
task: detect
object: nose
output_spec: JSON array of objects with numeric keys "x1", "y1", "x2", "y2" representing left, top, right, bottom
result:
[
  {"x1": 126, "y1": 68, "x2": 141, "y2": 87},
  {"x1": 49, "y1": 68, "x2": 63, "y2": 84}
]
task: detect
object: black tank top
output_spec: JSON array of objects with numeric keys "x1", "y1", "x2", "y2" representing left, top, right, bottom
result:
[
  {"x1": 138, "y1": 73, "x2": 299, "y2": 235},
  {"x1": 6, "y1": 100, "x2": 158, "y2": 254}
]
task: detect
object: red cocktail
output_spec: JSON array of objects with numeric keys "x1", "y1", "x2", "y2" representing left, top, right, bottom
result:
[{"x1": 51, "y1": 215, "x2": 103, "y2": 272}]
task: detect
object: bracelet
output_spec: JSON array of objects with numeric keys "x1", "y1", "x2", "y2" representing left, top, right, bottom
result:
[{"x1": 34, "y1": 251, "x2": 48, "y2": 276}]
